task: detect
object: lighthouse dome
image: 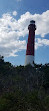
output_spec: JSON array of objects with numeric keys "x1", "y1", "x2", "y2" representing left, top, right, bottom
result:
[{"x1": 30, "y1": 20, "x2": 35, "y2": 24}]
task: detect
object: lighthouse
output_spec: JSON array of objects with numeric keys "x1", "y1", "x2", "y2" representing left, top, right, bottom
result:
[{"x1": 25, "y1": 20, "x2": 36, "y2": 66}]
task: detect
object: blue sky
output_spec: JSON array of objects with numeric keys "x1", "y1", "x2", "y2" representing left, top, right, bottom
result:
[{"x1": 0, "y1": 0, "x2": 49, "y2": 65}]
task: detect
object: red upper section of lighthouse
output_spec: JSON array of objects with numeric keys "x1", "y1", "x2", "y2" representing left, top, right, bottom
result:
[{"x1": 26, "y1": 20, "x2": 36, "y2": 56}]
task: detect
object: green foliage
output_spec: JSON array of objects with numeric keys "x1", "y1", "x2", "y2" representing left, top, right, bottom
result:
[
  {"x1": 0, "y1": 97, "x2": 11, "y2": 111},
  {"x1": 44, "y1": 96, "x2": 49, "y2": 109},
  {"x1": 0, "y1": 91, "x2": 48, "y2": 111},
  {"x1": 0, "y1": 56, "x2": 49, "y2": 111}
]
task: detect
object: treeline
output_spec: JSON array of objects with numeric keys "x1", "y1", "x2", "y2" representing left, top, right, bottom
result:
[{"x1": 0, "y1": 56, "x2": 49, "y2": 111}]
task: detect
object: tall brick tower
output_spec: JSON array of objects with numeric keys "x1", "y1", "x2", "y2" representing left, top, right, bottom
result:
[{"x1": 25, "y1": 20, "x2": 36, "y2": 66}]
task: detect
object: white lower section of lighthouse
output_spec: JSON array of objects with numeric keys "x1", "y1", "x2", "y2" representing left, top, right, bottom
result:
[{"x1": 25, "y1": 55, "x2": 34, "y2": 67}]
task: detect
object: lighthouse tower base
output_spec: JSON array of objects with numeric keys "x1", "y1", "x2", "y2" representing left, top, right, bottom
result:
[{"x1": 25, "y1": 55, "x2": 34, "y2": 67}]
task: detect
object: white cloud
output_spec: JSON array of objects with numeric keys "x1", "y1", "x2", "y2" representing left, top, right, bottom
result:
[
  {"x1": 0, "y1": 13, "x2": 26, "y2": 57},
  {"x1": 13, "y1": 11, "x2": 17, "y2": 16},
  {"x1": 35, "y1": 38, "x2": 49, "y2": 49},
  {"x1": 17, "y1": 10, "x2": 49, "y2": 37},
  {"x1": 0, "y1": 10, "x2": 49, "y2": 57}
]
